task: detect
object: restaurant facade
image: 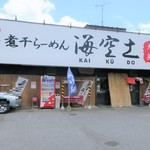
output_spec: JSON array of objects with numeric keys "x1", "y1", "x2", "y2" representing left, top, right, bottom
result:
[{"x1": 0, "y1": 19, "x2": 150, "y2": 108}]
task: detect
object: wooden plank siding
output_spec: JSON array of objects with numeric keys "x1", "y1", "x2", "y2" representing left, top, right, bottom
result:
[
  {"x1": 0, "y1": 74, "x2": 41, "y2": 108},
  {"x1": 108, "y1": 73, "x2": 131, "y2": 107},
  {"x1": 0, "y1": 75, "x2": 96, "y2": 108}
]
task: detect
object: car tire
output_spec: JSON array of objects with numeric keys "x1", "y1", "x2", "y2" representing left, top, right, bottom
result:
[{"x1": 0, "y1": 101, "x2": 9, "y2": 114}]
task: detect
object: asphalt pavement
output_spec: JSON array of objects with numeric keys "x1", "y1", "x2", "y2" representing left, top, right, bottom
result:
[{"x1": 0, "y1": 106, "x2": 150, "y2": 150}]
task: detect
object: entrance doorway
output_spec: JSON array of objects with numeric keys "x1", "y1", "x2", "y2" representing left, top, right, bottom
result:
[
  {"x1": 96, "y1": 77, "x2": 110, "y2": 106},
  {"x1": 130, "y1": 83, "x2": 140, "y2": 105}
]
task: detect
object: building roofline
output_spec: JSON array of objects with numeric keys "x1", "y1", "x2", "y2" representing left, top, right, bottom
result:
[{"x1": 0, "y1": 18, "x2": 150, "y2": 35}]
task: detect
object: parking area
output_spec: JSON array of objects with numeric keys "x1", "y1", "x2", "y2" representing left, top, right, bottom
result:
[{"x1": 0, "y1": 106, "x2": 150, "y2": 150}]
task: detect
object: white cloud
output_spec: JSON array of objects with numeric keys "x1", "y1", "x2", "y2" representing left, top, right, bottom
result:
[
  {"x1": 125, "y1": 22, "x2": 150, "y2": 34},
  {"x1": 58, "y1": 16, "x2": 87, "y2": 27},
  {"x1": 138, "y1": 23, "x2": 150, "y2": 34},
  {"x1": 1, "y1": 0, "x2": 55, "y2": 23},
  {"x1": 114, "y1": 15, "x2": 150, "y2": 34},
  {"x1": 0, "y1": 13, "x2": 8, "y2": 19},
  {"x1": 0, "y1": 0, "x2": 87, "y2": 27}
]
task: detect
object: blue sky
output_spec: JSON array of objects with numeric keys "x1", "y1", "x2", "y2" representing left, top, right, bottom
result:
[{"x1": 0, "y1": 0, "x2": 150, "y2": 33}]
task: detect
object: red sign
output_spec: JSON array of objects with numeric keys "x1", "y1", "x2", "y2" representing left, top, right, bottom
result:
[{"x1": 143, "y1": 41, "x2": 150, "y2": 63}]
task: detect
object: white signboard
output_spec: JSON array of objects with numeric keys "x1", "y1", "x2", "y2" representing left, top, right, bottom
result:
[{"x1": 0, "y1": 19, "x2": 150, "y2": 70}]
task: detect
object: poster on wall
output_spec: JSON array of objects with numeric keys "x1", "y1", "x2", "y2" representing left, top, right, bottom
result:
[
  {"x1": 40, "y1": 75, "x2": 56, "y2": 108},
  {"x1": 31, "y1": 81, "x2": 36, "y2": 89},
  {"x1": 56, "y1": 82, "x2": 60, "y2": 89}
]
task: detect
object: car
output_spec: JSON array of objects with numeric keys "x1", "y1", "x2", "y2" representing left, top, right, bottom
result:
[{"x1": 0, "y1": 92, "x2": 21, "y2": 114}]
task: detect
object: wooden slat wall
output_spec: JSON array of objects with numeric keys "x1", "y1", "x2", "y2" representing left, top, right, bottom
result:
[
  {"x1": 60, "y1": 77, "x2": 95, "y2": 106},
  {"x1": 21, "y1": 75, "x2": 41, "y2": 108},
  {"x1": 0, "y1": 74, "x2": 41, "y2": 108},
  {"x1": 108, "y1": 73, "x2": 131, "y2": 107},
  {"x1": 0, "y1": 75, "x2": 96, "y2": 108}
]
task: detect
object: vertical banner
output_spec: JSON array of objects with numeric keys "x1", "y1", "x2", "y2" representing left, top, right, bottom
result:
[
  {"x1": 40, "y1": 75, "x2": 56, "y2": 108},
  {"x1": 142, "y1": 79, "x2": 150, "y2": 103},
  {"x1": 78, "y1": 80, "x2": 93, "y2": 102},
  {"x1": 11, "y1": 76, "x2": 28, "y2": 96},
  {"x1": 67, "y1": 67, "x2": 77, "y2": 111},
  {"x1": 67, "y1": 67, "x2": 77, "y2": 96}
]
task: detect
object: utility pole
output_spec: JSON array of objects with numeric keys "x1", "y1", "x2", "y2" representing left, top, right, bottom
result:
[{"x1": 96, "y1": 3, "x2": 110, "y2": 26}]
